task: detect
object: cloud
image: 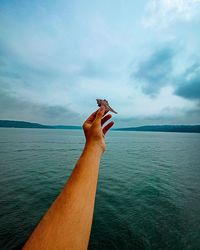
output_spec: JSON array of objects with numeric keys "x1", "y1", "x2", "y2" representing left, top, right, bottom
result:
[
  {"x1": 0, "y1": 37, "x2": 76, "y2": 107},
  {"x1": 143, "y1": 0, "x2": 200, "y2": 29},
  {"x1": 174, "y1": 64, "x2": 200, "y2": 100},
  {"x1": 0, "y1": 89, "x2": 81, "y2": 125},
  {"x1": 115, "y1": 106, "x2": 200, "y2": 127},
  {"x1": 0, "y1": 0, "x2": 200, "y2": 126},
  {"x1": 79, "y1": 61, "x2": 109, "y2": 79},
  {"x1": 131, "y1": 47, "x2": 175, "y2": 96}
]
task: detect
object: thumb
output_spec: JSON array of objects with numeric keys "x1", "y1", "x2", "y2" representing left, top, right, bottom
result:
[{"x1": 95, "y1": 105, "x2": 105, "y2": 122}]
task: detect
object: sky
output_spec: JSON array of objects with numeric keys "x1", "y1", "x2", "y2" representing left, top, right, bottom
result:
[{"x1": 0, "y1": 0, "x2": 200, "y2": 127}]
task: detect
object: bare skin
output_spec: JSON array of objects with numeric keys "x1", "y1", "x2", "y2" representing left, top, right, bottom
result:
[{"x1": 23, "y1": 105, "x2": 114, "y2": 250}]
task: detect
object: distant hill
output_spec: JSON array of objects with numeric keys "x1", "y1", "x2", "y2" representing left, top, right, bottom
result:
[
  {"x1": 0, "y1": 120, "x2": 200, "y2": 133},
  {"x1": 0, "y1": 120, "x2": 81, "y2": 130},
  {"x1": 114, "y1": 125, "x2": 200, "y2": 133}
]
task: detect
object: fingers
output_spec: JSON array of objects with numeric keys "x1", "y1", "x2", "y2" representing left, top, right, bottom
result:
[
  {"x1": 95, "y1": 105, "x2": 106, "y2": 122},
  {"x1": 103, "y1": 121, "x2": 114, "y2": 135},
  {"x1": 85, "y1": 105, "x2": 108, "y2": 123},
  {"x1": 85, "y1": 109, "x2": 99, "y2": 123},
  {"x1": 101, "y1": 114, "x2": 112, "y2": 126}
]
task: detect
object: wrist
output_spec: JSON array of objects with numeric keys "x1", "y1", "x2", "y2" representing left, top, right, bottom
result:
[{"x1": 84, "y1": 141, "x2": 105, "y2": 155}]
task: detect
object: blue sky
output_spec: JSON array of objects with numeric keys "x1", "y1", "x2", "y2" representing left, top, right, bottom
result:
[{"x1": 0, "y1": 0, "x2": 200, "y2": 126}]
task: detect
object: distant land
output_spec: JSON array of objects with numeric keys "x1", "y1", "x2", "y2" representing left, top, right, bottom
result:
[
  {"x1": 115, "y1": 125, "x2": 200, "y2": 133},
  {"x1": 0, "y1": 120, "x2": 81, "y2": 130},
  {"x1": 0, "y1": 120, "x2": 200, "y2": 133}
]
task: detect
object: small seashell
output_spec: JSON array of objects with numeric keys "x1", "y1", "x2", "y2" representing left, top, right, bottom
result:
[{"x1": 96, "y1": 99, "x2": 118, "y2": 114}]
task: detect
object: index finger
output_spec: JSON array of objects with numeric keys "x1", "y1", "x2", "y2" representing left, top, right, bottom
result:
[
  {"x1": 95, "y1": 105, "x2": 107, "y2": 122},
  {"x1": 85, "y1": 109, "x2": 99, "y2": 123},
  {"x1": 85, "y1": 106, "x2": 109, "y2": 123}
]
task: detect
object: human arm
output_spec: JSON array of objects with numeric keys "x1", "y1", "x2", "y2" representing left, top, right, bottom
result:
[{"x1": 23, "y1": 105, "x2": 114, "y2": 250}]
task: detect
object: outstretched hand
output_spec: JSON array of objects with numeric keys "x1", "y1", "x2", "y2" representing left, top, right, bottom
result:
[{"x1": 82, "y1": 105, "x2": 114, "y2": 152}]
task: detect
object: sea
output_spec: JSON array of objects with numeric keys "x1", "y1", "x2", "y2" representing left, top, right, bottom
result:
[{"x1": 0, "y1": 128, "x2": 200, "y2": 250}]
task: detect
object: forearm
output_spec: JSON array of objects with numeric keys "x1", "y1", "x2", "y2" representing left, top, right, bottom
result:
[{"x1": 24, "y1": 142, "x2": 103, "y2": 250}]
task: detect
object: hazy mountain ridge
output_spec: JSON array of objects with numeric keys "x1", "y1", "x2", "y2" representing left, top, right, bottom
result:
[
  {"x1": 0, "y1": 120, "x2": 81, "y2": 130},
  {"x1": 0, "y1": 120, "x2": 200, "y2": 133},
  {"x1": 115, "y1": 125, "x2": 200, "y2": 133}
]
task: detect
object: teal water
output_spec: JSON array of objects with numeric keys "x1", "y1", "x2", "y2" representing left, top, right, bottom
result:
[{"x1": 0, "y1": 128, "x2": 200, "y2": 250}]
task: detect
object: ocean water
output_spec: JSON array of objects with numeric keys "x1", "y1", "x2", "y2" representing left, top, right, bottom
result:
[{"x1": 0, "y1": 128, "x2": 200, "y2": 250}]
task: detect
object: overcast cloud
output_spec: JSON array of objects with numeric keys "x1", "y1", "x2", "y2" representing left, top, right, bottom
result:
[
  {"x1": 0, "y1": 0, "x2": 200, "y2": 127},
  {"x1": 132, "y1": 46, "x2": 175, "y2": 96}
]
